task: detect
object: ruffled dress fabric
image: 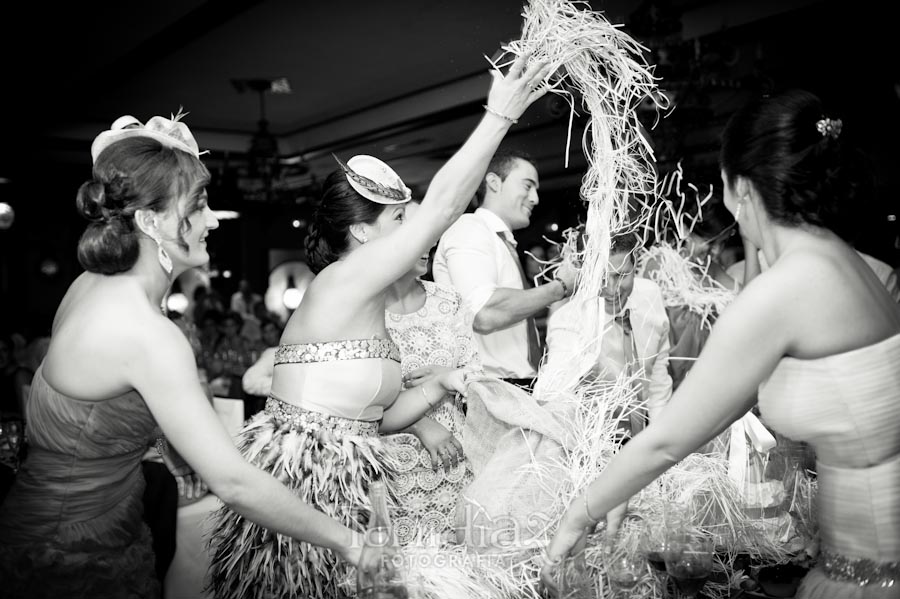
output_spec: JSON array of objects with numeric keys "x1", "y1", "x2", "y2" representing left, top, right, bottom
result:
[
  {"x1": 383, "y1": 280, "x2": 478, "y2": 546},
  {"x1": 0, "y1": 364, "x2": 160, "y2": 599},
  {"x1": 758, "y1": 332, "x2": 900, "y2": 598},
  {"x1": 205, "y1": 338, "x2": 402, "y2": 599}
]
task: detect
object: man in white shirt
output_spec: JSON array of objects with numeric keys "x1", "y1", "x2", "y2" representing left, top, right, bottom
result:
[
  {"x1": 432, "y1": 149, "x2": 577, "y2": 390},
  {"x1": 536, "y1": 234, "x2": 673, "y2": 431}
]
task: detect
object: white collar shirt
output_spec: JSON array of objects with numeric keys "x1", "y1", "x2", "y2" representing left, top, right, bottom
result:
[
  {"x1": 432, "y1": 208, "x2": 536, "y2": 379},
  {"x1": 535, "y1": 277, "x2": 673, "y2": 420}
]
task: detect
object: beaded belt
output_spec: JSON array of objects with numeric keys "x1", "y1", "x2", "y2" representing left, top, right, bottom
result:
[
  {"x1": 265, "y1": 398, "x2": 379, "y2": 437},
  {"x1": 821, "y1": 548, "x2": 899, "y2": 588},
  {"x1": 275, "y1": 338, "x2": 399, "y2": 365}
]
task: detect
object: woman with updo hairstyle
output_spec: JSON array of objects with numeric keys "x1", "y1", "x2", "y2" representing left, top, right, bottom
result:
[
  {"x1": 304, "y1": 169, "x2": 388, "y2": 275},
  {"x1": 75, "y1": 135, "x2": 211, "y2": 276},
  {"x1": 207, "y1": 54, "x2": 554, "y2": 599},
  {"x1": 543, "y1": 89, "x2": 900, "y2": 599},
  {"x1": 0, "y1": 114, "x2": 370, "y2": 598}
]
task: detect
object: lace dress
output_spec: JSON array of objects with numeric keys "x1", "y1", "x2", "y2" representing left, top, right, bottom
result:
[{"x1": 384, "y1": 280, "x2": 480, "y2": 546}]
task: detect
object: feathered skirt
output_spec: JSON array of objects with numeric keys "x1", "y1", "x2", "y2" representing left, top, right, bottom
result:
[{"x1": 206, "y1": 397, "x2": 394, "y2": 599}]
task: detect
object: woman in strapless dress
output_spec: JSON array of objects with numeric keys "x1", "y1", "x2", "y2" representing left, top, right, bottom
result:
[
  {"x1": 206, "y1": 54, "x2": 553, "y2": 599},
  {"x1": 0, "y1": 114, "x2": 365, "y2": 598},
  {"x1": 542, "y1": 89, "x2": 900, "y2": 598}
]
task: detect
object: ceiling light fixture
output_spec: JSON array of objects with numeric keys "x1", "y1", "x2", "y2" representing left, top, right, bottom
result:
[{"x1": 232, "y1": 77, "x2": 293, "y2": 201}]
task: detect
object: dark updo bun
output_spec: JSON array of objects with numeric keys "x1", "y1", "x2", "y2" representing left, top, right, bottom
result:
[
  {"x1": 76, "y1": 177, "x2": 140, "y2": 274},
  {"x1": 720, "y1": 89, "x2": 867, "y2": 236},
  {"x1": 304, "y1": 169, "x2": 387, "y2": 274},
  {"x1": 76, "y1": 135, "x2": 209, "y2": 275}
]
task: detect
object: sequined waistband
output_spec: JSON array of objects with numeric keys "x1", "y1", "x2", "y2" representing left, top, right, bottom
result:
[
  {"x1": 275, "y1": 338, "x2": 399, "y2": 365},
  {"x1": 264, "y1": 397, "x2": 380, "y2": 437},
  {"x1": 821, "y1": 548, "x2": 899, "y2": 588}
]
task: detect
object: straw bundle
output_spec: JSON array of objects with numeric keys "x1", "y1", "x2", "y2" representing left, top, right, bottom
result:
[
  {"x1": 490, "y1": 0, "x2": 665, "y2": 301},
  {"x1": 398, "y1": 1, "x2": 816, "y2": 597}
]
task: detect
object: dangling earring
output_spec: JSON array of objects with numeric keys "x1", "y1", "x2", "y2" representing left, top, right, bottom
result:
[{"x1": 149, "y1": 231, "x2": 173, "y2": 274}]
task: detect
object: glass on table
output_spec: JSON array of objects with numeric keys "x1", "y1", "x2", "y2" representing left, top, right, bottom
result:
[
  {"x1": 557, "y1": 547, "x2": 594, "y2": 599},
  {"x1": 639, "y1": 514, "x2": 688, "y2": 598},
  {"x1": 663, "y1": 534, "x2": 714, "y2": 599},
  {"x1": 640, "y1": 519, "x2": 673, "y2": 574},
  {"x1": 602, "y1": 537, "x2": 645, "y2": 597}
]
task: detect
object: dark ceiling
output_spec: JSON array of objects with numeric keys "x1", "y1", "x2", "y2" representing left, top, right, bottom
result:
[
  {"x1": 0, "y1": 0, "x2": 896, "y2": 335},
  {"x1": 6, "y1": 0, "x2": 892, "y2": 201}
]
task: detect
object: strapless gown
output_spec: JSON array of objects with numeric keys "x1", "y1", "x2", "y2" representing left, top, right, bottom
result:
[
  {"x1": 0, "y1": 364, "x2": 160, "y2": 599},
  {"x1": 206, "y1": 338, "x2": 402, "y2": 599},
  {"x1": 758, "y1": 332, "x2": 900, "y2": 598}
]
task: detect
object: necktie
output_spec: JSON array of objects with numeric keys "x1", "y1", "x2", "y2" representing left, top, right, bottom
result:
[
  {"x1": 497, "y1": 232, "x2": 543, "y2": 371},
  {"x1": 615, "y1": 308, "x2": 647, "y2": 434}
]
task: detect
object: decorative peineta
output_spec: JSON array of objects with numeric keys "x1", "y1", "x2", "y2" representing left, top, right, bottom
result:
[
  {"x1": 91, "y1": 107, "x2": 207, "y2": 164},
  {"x1": 815, "y1": 117, "x2": 842, "y2": 140},
  {"x1": 333, "y1": 153, "x2": 412, "y2": 204}
]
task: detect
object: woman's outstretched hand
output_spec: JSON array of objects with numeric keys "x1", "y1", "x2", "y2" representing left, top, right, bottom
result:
[
  {"x1": 403, "y1": 365, "x2": 453, "y2": 389},
  {"x1": 485, "y1": 52, "x2": 553, "y2": 123},
  {"x1": 403, "y1": 365, "x2": 469, "y2": 399},
  {"x1": 436, "y1": 368, "x2": 468, "y2": 399}
]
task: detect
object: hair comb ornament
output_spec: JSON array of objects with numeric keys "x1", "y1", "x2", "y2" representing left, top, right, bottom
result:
[
  {"x1": 815, "y1": 117, "x2": 842, "y2": 140},
  {"x1": 90, "y1": 108, "x2": 208, "y2": 164},
  {"x1": 333, "y1": 153, "x2": 412, "y2": 205}
]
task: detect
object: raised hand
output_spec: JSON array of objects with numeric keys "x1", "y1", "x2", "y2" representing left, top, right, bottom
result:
[{"x1": 485, "y1": 53, "x2": 553, "y2": 123}]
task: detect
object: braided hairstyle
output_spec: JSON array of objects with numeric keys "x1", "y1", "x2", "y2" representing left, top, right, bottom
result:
[
  {"x1": 76, "y1": 136, "x2": 210, "y2": 274},
  {"x1": 304, "y1": 169, "x2": 387, "y2": 274},
  {"x1": 720, "y1": 89, "x2": 869, "y2": 238}
]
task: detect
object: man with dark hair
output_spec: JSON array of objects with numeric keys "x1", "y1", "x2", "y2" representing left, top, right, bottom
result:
[
  {"x1": 537, "y1": 232, "x2": 672, "y2": 434},
  {"x1": 433, "y1": 148, "x2": 577, "y2": 391}
]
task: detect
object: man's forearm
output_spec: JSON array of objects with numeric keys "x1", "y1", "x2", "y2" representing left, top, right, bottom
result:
[{"x1": 473, "y1": 282, "x2": 565, "y2": 333}]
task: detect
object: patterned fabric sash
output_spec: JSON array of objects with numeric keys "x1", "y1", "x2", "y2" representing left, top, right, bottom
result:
[
  {"x1": 264, "y1": 397, "x2": 380, "y2": 437},
  {"x1": 274, "y1": 338, "x2": 400, "y2": 365}
]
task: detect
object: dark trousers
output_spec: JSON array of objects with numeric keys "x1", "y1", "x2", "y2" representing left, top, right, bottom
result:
[{"x1": 141, "y1": 460, "x2": 179, "y2": 583}]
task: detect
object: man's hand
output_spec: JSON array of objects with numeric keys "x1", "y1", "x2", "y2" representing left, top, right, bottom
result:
[{"x1": 553, "y1": 257, "x2": 579, "y2": 298}]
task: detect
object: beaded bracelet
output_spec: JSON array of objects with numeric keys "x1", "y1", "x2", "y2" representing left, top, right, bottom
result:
[
  {"x1": 483, "y1": 104, "x2": 518, "y2": 125},
  {"x1": 155, "y1": 436, "x2": 167, "y2": 457},
  {"x1": 553, "y1": 274, "x2": 570, "y2": 298}
]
